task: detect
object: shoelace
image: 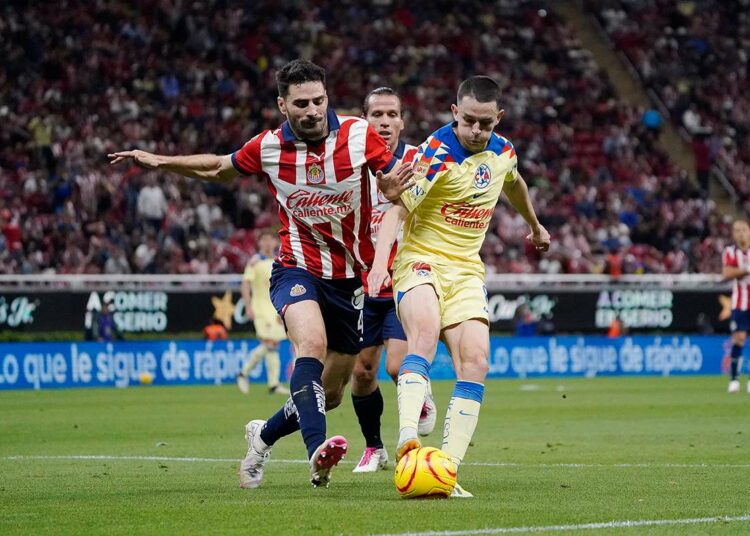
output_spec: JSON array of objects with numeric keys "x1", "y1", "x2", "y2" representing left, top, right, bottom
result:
[{"x1": 357, "y1": 447, "x2": 378, "y2": 466}]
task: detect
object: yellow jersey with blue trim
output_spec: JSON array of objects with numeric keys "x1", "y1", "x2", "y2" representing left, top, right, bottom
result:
[{"x1": 397, "y1": 124, "x2": 519, "y2": 271}]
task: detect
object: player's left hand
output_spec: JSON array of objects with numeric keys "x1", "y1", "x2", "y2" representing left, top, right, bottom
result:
[
  {"x1": 527, "y1": 224, "x2": 551, "y2": 253},
  {"x1": 376, "y1": 162, "x2": 414, "y2": 202}
]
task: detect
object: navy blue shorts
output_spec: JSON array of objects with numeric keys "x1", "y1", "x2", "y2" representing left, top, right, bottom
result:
[
  {"x1": 730, "y1": 309, "x2": 750, "y2": 333},
  {"x1": 269, "y1": 264, "x2": 364, "y2": 355},
  {"x1": 361, "y1": 296, "x2": 407, "y2": 348}
]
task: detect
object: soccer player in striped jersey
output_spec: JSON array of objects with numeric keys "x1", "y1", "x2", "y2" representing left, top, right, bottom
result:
[
  {"x1": 722, "y1": 219, "x2": 750, "y2": 393},
  {"x1": 351, "y1": 88, "x2": 437, "y2": 474},
  {"x1": 109, "y1": 60, "x2": 413, "y2": 489},
  {"x1": 370, "y1": 76, "x2": 550, "y2": 497}
]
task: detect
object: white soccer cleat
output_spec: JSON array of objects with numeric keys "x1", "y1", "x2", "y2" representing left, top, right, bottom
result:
[
  {"x1": 236, "y1": 374, "x2": 250, "y2": 395},
  {"x1": 418, "y1": 391, "x2": 437, "y2": 437},
  {"x1": 728, "y1": 380, "x2": 741, "y2": 393},
  {"x1": 310, "y1": 435, "x2": 348, "y2": 488},
  {"x1": 238, "y1": 419, "x2": 271, "y2": 489},
  {"x1": 450, "y1": 482, "x2": 474, "y2": 498},
  {"x1": 352, "y1": 447, "x2": 388, "y2": 473}
]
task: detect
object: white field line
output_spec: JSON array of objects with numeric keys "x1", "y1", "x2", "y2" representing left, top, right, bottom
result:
[
  {"x1": 3, "y1": 455, "x2": 750, "y2": 469},
  {"x1": 371, "y1": 515, "x2": 750, "y2": 536}
]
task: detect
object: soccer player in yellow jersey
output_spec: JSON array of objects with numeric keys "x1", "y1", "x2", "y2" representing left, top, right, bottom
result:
[
  {"x1": 237, "y1": 230, "x2": 290, "y2": 396},
  {"x1": 370, "y1": 76, "x2": 550, "y2": 498}
]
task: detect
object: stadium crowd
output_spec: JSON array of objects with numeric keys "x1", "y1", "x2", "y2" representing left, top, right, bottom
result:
[
  {"x1": 591, "y1": 0, "x2": 750, "y2": 214},
  {"x1": 0, "y1": 0, "x2": 730, "y2": 276}
]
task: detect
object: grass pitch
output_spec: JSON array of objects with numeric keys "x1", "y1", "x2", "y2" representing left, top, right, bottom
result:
[{"x1": 1, "y1": 376, "x2": 749, "y2": 535}]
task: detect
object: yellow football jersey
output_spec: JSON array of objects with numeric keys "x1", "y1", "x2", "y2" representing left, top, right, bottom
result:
[
  {"x1": 397, "y1": 124, "x2": 519, "y2": 272},
  {"x1": 243, "y1": 255, "x2": 277, "y2": 319}
]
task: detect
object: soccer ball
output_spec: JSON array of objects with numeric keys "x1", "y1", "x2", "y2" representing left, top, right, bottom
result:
[{"x1": 394, "y1": 447, "x2": 457, "y2": 499}]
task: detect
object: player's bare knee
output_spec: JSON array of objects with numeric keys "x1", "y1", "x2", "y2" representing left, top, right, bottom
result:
[
  {"x1": 352, "y1": 363, "x2": 377, "y2": 388},
  {"x1": 460, "y1": 350, "x2": 489, "y2": 381},
  {"x1": 297, "y1": 332, "x2": 327, "y2": 358}
]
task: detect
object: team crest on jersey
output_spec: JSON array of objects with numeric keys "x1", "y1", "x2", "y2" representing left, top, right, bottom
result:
[
  {"x1": 414, "y1": 161, "x2": 429, "y2": 178},
  {"x1": 307, "y1": 163, "x2": 324, "y2": 184},
  {"x1": 290, "y1": 284, "x2": 307, "y2": 297},
  {"x1": 474, "y1": 164, "x2": 491, "y2": 189},
  {"x1": 412, "y1": 262, "x2": 432, "y2": 278}
]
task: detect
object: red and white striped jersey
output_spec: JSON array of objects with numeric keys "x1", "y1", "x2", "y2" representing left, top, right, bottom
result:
[
  {"x1": 723, "y1": 245, "x2": 750, "y2": 310},
  {"x1": 364, "y1": 139, "x2": 418, "y2": 298},
  {"x1": 232, "y1": 109, "x2": 396, "y2": 280}
]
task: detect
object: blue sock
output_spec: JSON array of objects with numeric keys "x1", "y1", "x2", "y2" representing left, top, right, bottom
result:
[
  {"x1": 289, "y1": 357, "x2": 327, "y2": 459},
  {"x1": 260, "y1": 397, "x2": 300, "y2": 446},
  {"x1": 453, "y1": 380, "x2": 485, "y2": 403},
  {"x1": 731, "y1": 344, "x2": 743, "y2": 380},
  {"x1": 398, "y1": 354, "x2": 431, "y2": 379}
]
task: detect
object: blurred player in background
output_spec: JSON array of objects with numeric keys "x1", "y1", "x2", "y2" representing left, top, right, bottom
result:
[
  {"x1": 721, "y1": 219, "x2": 750, "y2": 393},
  {"x1": 237, "y1": 229, "x2": 290, "y2": 396},
  {"x1": 109, "y1": 59, "x2": 412, "y2": 489},
  {"x1": 351, "y1": 88, "x2": 437, "y2": 473},
  {"x1": 370, "y1": 76, "x2": 550, "y2": 497}
]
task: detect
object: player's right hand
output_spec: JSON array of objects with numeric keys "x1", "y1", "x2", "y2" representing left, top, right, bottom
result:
[
  {"x1": 376, "y1": 162, "x2": 414, "y2": 202},
  {"x1": 108, "y1": 149, "x2": 161, "y2": 169},
  {"x1": 367, "y1": 265, "x2": 391, "y2": 298}
]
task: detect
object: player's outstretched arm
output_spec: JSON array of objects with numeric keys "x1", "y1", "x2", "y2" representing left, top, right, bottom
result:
[
  {"x1": 503, "y1": 173, "x2": 551, "y2": 252},
  {"x1": 108, "y1": 150, "x2": 239, "y2": 183},
  {"x1": 368, "y1": 202, "x2": 408, "y2": 297},
  {"x1": 376, "y1": 162, "x2": 414, "y2": 202}
]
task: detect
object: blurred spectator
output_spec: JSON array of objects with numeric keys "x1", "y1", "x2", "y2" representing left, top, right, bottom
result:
[
  {"x1": 604, "y1": 247, "x2": 623, "y2": 278},
  {"x1": 137, "y1": 175, "x2": 168, "y2": 233},
  {"x1": 204, "y1": 318, "x2": 229, "y2": 340},
  {"x1": 692, "y1": 133, "x2": 712, "y2": 197},
  {"x1": 514, "y1": 304, "x2": 538, "y2": 336},
  {"x1": 607, "y1": 313, "x2": 623, "y2": 338},
  {"x1": 90, "y1": 302, "x2": 123, "y2": 342}
]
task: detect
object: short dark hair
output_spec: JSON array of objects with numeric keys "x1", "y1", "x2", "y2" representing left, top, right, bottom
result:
[
  {"x1": 363, "y1": 87, "x2": 402, "y2": 115},
  {"x1": 457, "y1": 76, "x2": 502, "y2": 108},
  {"x1": 276, "y1": 60, "x2": 326, "y2": 97}
]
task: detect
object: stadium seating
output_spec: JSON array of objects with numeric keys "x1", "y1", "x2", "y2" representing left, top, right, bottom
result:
[
  {"x1": 589, "y1": 0, "x2": 749, "y2": 214},
  {"x1": 0, "y1": 0, "x2": 728, "y2": 274}
]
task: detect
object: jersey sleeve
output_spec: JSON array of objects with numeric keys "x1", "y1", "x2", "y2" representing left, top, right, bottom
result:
[
  {"x1": 399, "y1": 136, "x2": 446, "y2": 213},
  {"x1": 364, "y1": 124, "x2": 397, "y2": 174},
  {"x1": 231, "y1": 134, "x2": 263, "y2": 176},
  {"x1": 723, "y1": 247, "x2": 738, "y2": 267},
  {"x1": 504, "y1": 143, "x2": 520, "y2": 183}
]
